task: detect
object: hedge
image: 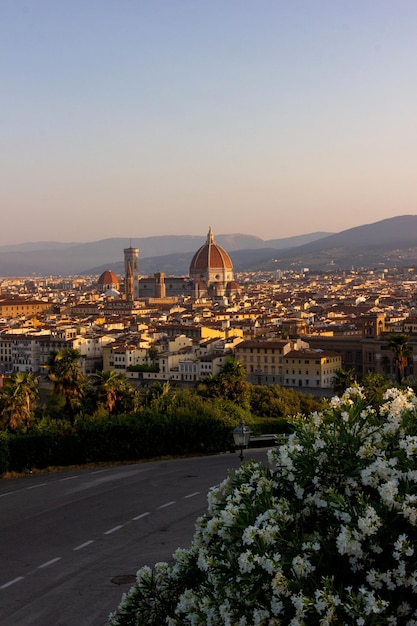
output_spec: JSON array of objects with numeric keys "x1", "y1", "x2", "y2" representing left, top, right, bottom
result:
[{"x1": 1, "y1": 413, "x2": 235, "y2": 473}]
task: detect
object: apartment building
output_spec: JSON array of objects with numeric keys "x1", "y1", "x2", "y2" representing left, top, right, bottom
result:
[
  {"x1": 0, "y1": 337, "x2": 13, "y2": 373},
  {"x1": 283, "y1": 349, "x2": 342, "y2": 389},
  {"x1": 102, "y1": 343, "x2": 149, "y2": 372},
  {"x1": 306, "y1": 313, "x2": 417, "y2": 382},
  {"x1": 0, "y1": 329, "x2": 115, "y2": 374},
  {"x1": 177, "y1": 353, "x2": 226, "y2": 383},
  {"x1": 234, "y1": 339, "x2": 307, "y2": 385},
  {"x1": 0, "y1": 297, "x2": 53, "y2": 318}
]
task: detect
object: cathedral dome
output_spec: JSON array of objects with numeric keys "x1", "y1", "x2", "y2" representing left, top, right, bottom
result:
[
  {"x1": 189, "y1": 227, "x2": 235, "y2": 299},
  {"x1": 226, "y1": 280, "x2": 240, "y2": 295},
  {"x1": 189, "y1": 227, "x2": 233, "y2": 275},
  {"x1": 97, "y1": 270, "x2": 119, "y2": 293}
]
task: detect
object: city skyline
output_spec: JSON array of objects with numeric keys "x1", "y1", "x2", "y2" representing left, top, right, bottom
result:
[{"x1": 2, "y1": 1, "x2": 417, "y2": 245}]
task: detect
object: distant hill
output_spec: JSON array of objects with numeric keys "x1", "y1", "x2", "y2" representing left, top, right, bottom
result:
[
  {"x1": 2, "y1": 216, "x2": 417, "y2": 276},
  {"x1": 90, "y1": 216, "x2": 417, "y2": 276},
  {"x1": 0, "y1": 232, "x2": 330, "y2": 277},
  {"x1": 254, "y1": 215, "x2": 417, "y2": 271}
]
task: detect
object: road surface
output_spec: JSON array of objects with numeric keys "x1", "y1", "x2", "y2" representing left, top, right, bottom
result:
[{"x1": 0, "y1": 449, "x2": 270, "y2": 626}]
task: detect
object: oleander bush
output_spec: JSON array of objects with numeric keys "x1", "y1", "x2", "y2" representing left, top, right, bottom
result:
[{"x1": 110, "y1": 385, "x2": 417, "y2": 625}]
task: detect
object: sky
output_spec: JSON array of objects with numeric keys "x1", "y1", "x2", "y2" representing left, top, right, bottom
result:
[{"x1": 1, "y1": 1, "x2": 417, "y2": 245}]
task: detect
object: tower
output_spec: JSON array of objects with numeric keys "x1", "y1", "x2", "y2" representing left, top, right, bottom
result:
[
  {"x1": 154, "y1": 272, "x2": 166, "y2": 299},
  {"x1": 124, "y1": 244, "x2": 139, "y2": 300}
]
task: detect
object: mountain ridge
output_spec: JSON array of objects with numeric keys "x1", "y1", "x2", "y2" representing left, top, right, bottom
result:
[
  {"x1": 0, "y1": 232, "x2": 330, "y2": 276},
  {"x1": 1, "y1": 215, "x2": 417, "y2": 276}
]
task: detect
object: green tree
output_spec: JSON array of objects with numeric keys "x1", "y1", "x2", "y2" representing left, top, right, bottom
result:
[
  {"x1": 142, "y1": 381, "x2": 173, "y2": 412},
  {"x1": 332, "y1": 368, "x2": 357, "y2": 396},
  {"x1": 249, "y1": 384, "x2": 324, "y2": 418},
  {"x1": 361, "y1": 371, "x2": 391, "y2": 407},
  {"x1": 202, "y1": 357, "x2": 250, "y2": 408},
  {"x1": 92, "y1": 370, "x2": 139, "y2": 415},
  {"x1": 0, "y1": 371, "x2": 39, "y2": 432},
  {"x1": 147, "y1": 345, "x2": 159, "y2": 368},
  {"x1": 92, "y1": 370, "x2": 123, "y2": 415},
  {"x1": 388, "y1": 333, "x2": 411, "y2": 385},
  {"x1": 46, "y1": 348, "x2": 86, "y2": 424}
]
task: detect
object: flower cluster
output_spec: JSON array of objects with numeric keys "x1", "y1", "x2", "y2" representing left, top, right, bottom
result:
[{"x1": 110, "y1": 386, "x2": 417, "y2": 625}]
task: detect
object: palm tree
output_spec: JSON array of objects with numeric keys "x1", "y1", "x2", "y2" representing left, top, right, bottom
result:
[
  {"x1": 388, "y1": 333, "x2": 412, "y2": 385},
  {"x1": 0, "y1": 371, "x2": 39, "y2": 432},
  {"x1": 142, "y1": 381, "x2": 173, "y2": 412},
  {"x1": 92, "y1": 370, "x2": 130, "y2": 415},
  {"x1": 46, "y1": 348, "x2": 86, "y2": 424}
]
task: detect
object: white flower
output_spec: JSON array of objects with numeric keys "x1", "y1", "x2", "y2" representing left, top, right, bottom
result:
[
  {"x1": 400, "y1": 435, "x2": 417, "y2": 458},
  {"x1": 292, "y1": 554, "x2": 316, "y2": 578},
  {"x1": 238, "y1": 550, "x2": 256, "y2": 573},
  {"x1": 336, "y1": 526, "x2": 363, "y2": 558},
  {"x1": 357, "y1": 505, "x2": 382, "y2": 536},
  {"x1": 378, "y1": 479, "x2": 399, "y2": 507}
]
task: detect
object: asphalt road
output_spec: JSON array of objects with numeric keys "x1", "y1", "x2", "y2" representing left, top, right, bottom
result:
[{"x1": 0, "y1": 449, "x2": 270, "y2": 626}]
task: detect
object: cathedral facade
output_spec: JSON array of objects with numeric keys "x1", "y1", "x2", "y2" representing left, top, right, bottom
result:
[
  {"x1": 139, "y1": 227, "x2": 239, "y2": 300},
  {"x1": 99, "y1": 228, "x2": 239, "y2": 301}
]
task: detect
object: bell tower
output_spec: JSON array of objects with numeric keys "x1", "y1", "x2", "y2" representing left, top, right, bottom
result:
[{"x1": 124, "y1": 243, "x2": 139, "y2": 300}]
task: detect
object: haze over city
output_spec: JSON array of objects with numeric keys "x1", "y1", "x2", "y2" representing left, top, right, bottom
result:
[{"x1": 2, "y1": 0, "x2": 417, "y2": 245}]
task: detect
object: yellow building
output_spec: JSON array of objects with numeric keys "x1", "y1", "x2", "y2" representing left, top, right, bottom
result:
[
  {"x1": 235, "y1": 339, "x2": 341, "y2": 391},
  {"x1": 0, "y1": 297, "x2": 53, "y2": 318},
  {"x1": 283, "y1": 349, "x2": 342, "y2": 389},
  {"x1": 234, "y1": 339, "x2": 295, "y2": 385}
]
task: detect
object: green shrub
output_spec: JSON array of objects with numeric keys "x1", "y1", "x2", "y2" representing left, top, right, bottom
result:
[
  {"x1": 249, "y1": 416, "x2": 291, "y2": 435},
  {"x1": 0, "y1": 431, "x2": 10, "y2": 474}
]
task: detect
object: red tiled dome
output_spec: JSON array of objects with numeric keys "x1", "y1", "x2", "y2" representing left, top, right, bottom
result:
[
  {"x1": 190, "y1": 227, "x2": 233, "y2": 274},
  {"x1": 98, "y1": 270, "x2": 119, "y2": 286},
  {"x1": 226, "y1": 280, "x2": 240, "y2": 292}
]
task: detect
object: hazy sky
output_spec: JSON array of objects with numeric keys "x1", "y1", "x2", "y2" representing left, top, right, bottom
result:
[{"x1": 2, "y1": 1, "x2": 417, "y2": 245}]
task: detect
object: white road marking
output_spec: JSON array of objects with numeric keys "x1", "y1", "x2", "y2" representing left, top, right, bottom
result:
[
  {"x1": 26, "y1": 483, "x2": 47, "y2": 490},
  {"x1": 132, "y1": 512, "x2": 150, "y2": 521},
  {"x1": 90, "y1": 469, "x2": 109, "y2": 474},
  {"x1": 184, "y1": 491, "x2": 200, "y2": 499},
  {"x1": 157, "y1": 501, "x2": 175, "y2": 509},
  {"x1": 73, "y1": 540, "x2": 94, "y2": 551},
  {"x1": 38, "y1": 557, "x2": 61, "y2": 569},
  {"x1": 59, "y1": 475, "x2": 79, "y2": 481},
  {"x1": 0, "y1": 576, "x2": 24, "y2": 589},
  {"x1": 104, "y1": 525, "x2": 123, "y2": 535},
  {"x1": 0, "y1": 491, "x2": 14, "y2": 498}
]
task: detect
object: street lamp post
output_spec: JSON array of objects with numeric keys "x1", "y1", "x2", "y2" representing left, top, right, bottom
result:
[{"x1": 233, "y1": 419, "x2": 251, "y2": 462}]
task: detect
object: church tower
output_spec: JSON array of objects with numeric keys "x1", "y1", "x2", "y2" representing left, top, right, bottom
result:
[{"x1": 124, "y1": 244, "x2": 139, "y2": 300}]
